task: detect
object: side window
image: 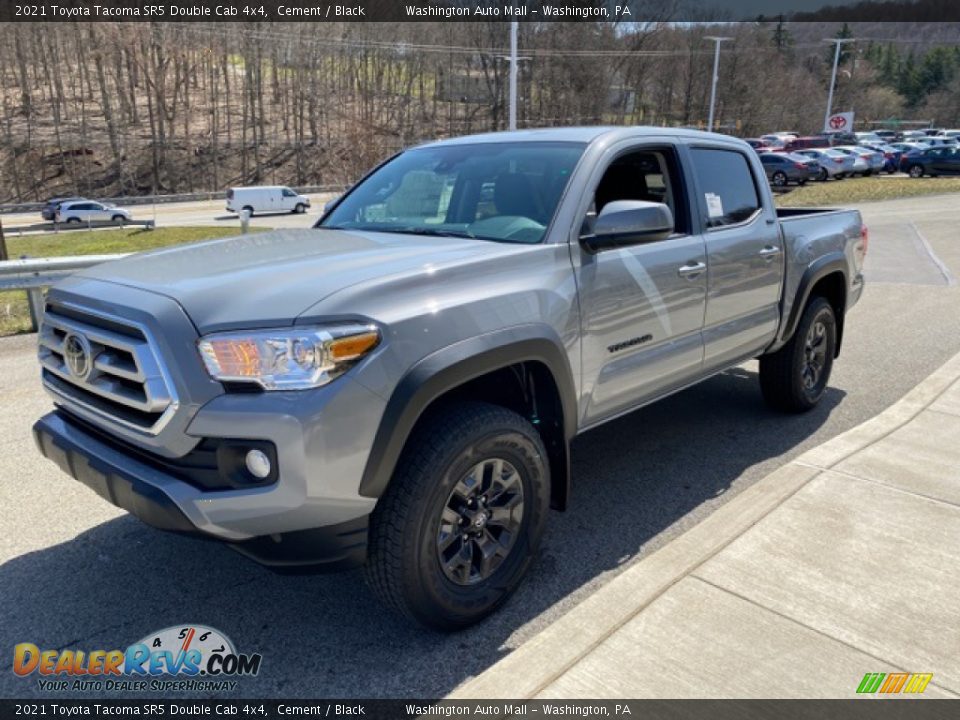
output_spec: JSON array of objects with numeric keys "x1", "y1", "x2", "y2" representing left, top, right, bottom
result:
[
  {"x1": 592, "y1": 147, "x2": 689, "y2": 236},
  {"x1": 690, "y1": 148, "x2": 761, "y2": 229},
  {"x1": 282, "y1": 188, "x2": 297, "y2": 197}
]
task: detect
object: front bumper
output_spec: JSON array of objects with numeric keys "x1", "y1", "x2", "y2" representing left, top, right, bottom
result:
[{"x1": 33, "y1": 410, "x2": 369, "y2": 571}]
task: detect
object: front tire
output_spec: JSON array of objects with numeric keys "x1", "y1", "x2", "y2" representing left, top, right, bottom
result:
[
  {"x1": 772, "y1": 171, "x2": 787, "y2": 188},
  {"x1": 759, "y1": 297, "x2": 837, "y2": 413},
  {"x1": 908, "y1": 165, "x2": 924, "y2": 178},
  {"x1": 365, "y1": 402, "x2": 550, "y2": 631},
  {"x1": 294, "y1": 203, "x2": 306, "y2": 214}
]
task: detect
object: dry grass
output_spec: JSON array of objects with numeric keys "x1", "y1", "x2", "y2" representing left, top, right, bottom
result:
[
  {"x1": 776, "y1": 176, "x2": 960, "y2": 207},
  {"x1": 1, "y1": 226, "x2": 261, "y2": 336}
]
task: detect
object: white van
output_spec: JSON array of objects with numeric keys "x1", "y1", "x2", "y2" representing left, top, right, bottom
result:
[{"x1": 226, "y1": 186, "x2": 311, "y2": 216}]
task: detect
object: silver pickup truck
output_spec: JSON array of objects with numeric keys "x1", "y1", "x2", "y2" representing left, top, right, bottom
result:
[{"x1": 33, "y1": 127, "x2": 866, "y2": 630}]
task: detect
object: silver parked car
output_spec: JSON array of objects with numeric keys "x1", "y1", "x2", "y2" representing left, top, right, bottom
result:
[
  {"x1": 832, "y1": 146, "x2": 877, "y2": 176},
  {"x1": 795, "y1": 149, "x2": 854, "y2": 180},
  {"x1": 56, "y1": 200, "x2": 132, "y2": 225}
]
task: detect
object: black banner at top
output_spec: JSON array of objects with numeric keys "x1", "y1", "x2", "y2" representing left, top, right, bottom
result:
[{"x1": 2, "y1": 0, "x2": 960, "y2": 23}]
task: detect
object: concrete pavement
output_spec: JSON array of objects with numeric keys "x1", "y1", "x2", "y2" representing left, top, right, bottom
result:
[{"x1": 453, "y1": 350, "x2": 960, "y2": 699}]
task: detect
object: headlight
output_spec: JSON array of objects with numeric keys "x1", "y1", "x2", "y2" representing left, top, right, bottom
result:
[{"x1": 198, "y1": 324, "x2": 380, "y2": 390}]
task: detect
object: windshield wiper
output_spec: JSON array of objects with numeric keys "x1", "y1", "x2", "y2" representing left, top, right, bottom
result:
[
  {"x1": 396, "y1": 227, "x2": 476, "y2": 239},
  {"x1": 319, "y1": 224, "x2": 473, "y2": 238},
  {"x1": 319, "y1": 224, "x2": 513, "y2": 243}
]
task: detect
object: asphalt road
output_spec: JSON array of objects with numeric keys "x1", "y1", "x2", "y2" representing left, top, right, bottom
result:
[
  {"x1": 0, "y1": 193, "x2": 336, "y2": 236},
  {"x1": 2, "y1": 194, "x2": 959, "y2": 699}
]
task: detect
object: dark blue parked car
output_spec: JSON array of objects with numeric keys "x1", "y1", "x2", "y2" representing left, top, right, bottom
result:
[{"x1": 900, "y1": 146, "x2": 960, "y2": 177}]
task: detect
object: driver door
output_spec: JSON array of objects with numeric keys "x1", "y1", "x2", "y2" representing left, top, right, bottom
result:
[{"x1": 574, "y1": 142, "x2": 707, "y2": 427}]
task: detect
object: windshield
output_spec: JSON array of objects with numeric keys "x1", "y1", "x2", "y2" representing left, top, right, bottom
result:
[{"x1": 320, "y1": 141, "x2": 586, "y2": 244}]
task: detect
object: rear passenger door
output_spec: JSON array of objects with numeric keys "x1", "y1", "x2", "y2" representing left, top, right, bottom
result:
[
  {"x1": 689, "y1": 146, "x2": 784, "y2": 372},
  {"x1": 69, "y1": 202, "x2": 94, "y2": 221},
  {"x1": 574, "y1": 141, "x2": 708, "y2": 426}
]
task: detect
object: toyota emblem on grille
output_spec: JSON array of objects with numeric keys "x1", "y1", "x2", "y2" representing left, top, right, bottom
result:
[{"x1": 63, "y1": 333, "x2": 93, "y2": 381}]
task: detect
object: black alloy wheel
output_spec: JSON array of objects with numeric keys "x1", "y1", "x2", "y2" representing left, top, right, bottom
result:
[{"x1": 437, "y1": 457, "x2": 525, "y2": 586}]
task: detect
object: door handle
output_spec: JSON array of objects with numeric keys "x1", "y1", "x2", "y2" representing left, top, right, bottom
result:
[
  {"x1": 759, "y1": 245, "x2": 782, "y2": 259},
  {"x1": 677, "y1": 261, "x2": 706, "y2": 278}
]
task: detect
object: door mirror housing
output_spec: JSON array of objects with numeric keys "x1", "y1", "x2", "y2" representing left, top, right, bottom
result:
[
  {"x1": 580, "y1": 200, "x2": 675, "y2": 253},
  {"x1": 323, "y1": 196, "x2": 340, "y2": 214}
]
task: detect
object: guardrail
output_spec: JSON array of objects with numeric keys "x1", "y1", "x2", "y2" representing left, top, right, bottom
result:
[
  {"x1": 2, "y1": 218, "x2": 156, "y2": 236},
  {"x1": 0, "y1": 254, "x2": 127, "y2": 332}
]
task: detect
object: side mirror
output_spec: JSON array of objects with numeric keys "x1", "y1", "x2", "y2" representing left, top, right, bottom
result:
[
  {"x1": 580, "y1": 200, "x2": 674, "y2": 253},
  {"x1": 324, "y1": 196, "x2": 340, "y2": 213}
]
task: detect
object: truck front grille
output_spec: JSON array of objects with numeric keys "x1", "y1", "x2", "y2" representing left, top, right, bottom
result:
[{"x1": 38, "y1": 302, "x2": 178, "y2": 434}]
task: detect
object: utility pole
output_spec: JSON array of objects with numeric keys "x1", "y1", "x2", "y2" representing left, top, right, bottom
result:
[
  {"x1": 824, "y1": 38, "x2": 856, "y2": 132},
  {"x1": 509, "y1": 19, "x2": 518, "y2": 131},
  {"x1": 705, "y1": 37, "x2": 731, "y2": 132}
]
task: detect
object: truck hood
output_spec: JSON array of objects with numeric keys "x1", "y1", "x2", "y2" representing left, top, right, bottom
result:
[{"x1": 74, "y1": 228, "x2": 525, "y2": 333}]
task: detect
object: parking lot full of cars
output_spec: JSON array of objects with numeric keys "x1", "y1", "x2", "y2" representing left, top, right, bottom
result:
[{"x1": 744, "y1": 127, "x2": 960, "y2": 187}]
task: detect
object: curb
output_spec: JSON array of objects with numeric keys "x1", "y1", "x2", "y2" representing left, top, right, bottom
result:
[{"x1": 450, "y1": 349, "x2": 960, "y2": 700}]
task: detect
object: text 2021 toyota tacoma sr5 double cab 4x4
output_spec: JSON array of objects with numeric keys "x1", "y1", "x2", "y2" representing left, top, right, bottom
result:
[{"x1": 33, "y1": 128, "x2": 866, "y2": 630}]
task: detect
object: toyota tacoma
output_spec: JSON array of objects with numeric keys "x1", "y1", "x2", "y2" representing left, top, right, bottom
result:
[{"x1": 33, "y1": 127, "x2": 866, "y2": 630}]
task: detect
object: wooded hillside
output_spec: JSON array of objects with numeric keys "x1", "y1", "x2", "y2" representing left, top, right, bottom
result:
[{"x1": 1, "y1": 20, "x2": 958, "y2": 202}]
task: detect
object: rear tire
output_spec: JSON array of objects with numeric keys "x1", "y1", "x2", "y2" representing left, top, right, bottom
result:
[
  {"x1": 365, "y1": 402, "x2": 550, "y2": 631},
  {"x1": 66, "y1": 217, "x2": 80, "y2": 225},
  {"x1": 759, "y1": 297, "x2": 837, "y2": 413}
]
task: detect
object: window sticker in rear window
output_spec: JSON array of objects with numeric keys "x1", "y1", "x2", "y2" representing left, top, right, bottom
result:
[{"x1": 705, "y1": 192, "x2": 724, "y2": 219}]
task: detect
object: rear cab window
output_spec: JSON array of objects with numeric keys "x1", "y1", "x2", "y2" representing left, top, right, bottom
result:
[{"x1": 690, "y1": 148, "x2": 762, "y2": 229}]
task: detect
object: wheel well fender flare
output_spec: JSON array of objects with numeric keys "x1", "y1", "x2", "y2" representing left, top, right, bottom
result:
[
  {"x1": 779, "y1": 253, "x2": 848, "y2": 351},
  {"x1": 358, "y1": 325, "x2": 577, "y2": 500}
]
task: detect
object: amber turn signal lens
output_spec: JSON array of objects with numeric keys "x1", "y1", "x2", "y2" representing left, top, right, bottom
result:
[{"x1": 330, "y1": 331, "x2": 380, "y2": 362}]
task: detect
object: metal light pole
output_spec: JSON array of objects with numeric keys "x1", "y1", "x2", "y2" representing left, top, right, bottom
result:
[
  {"x1": 509, "y1": 19, "x2": 518, "y2": 131},
  {"x1": 824, "y1": 38, "x2": 856, "y2": 132},
  {"x1": 705, "y1": 37, "x2": 731, "y2": 132}
]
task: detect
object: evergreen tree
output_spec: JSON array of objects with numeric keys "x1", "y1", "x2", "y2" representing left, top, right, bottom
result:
[
  {"x1": 899, "y1": 53, "x2": 923, "y2": 107},
  {"x1": 772, "y1": 16, "x2": 793, "y2": 52},
  {"x1": 825, "y1": 23, "x2": 855, "y2": 68}
]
